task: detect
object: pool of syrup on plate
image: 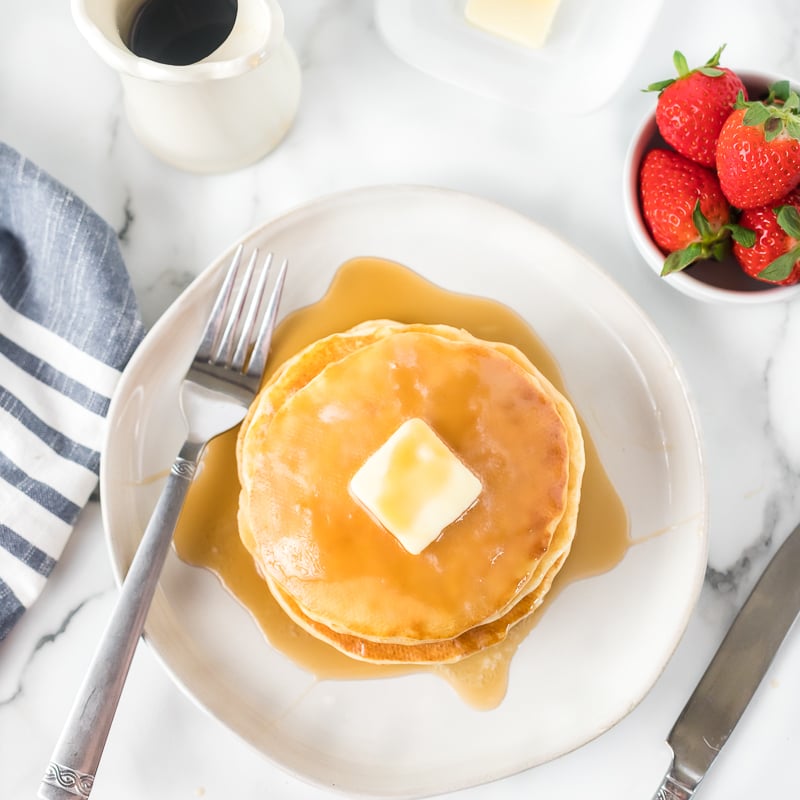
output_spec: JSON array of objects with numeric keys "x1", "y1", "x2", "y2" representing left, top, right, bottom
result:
[{"x1": 173, "y1": 256, "x2": 629, "y2": 710}]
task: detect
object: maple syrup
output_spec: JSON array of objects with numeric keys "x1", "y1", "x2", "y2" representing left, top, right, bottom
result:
[
  {"x1": 126, "y1": 0, "x2": 237, "y2": 66},
  {"x1": 173, "y1": 256, "x2": 630, "y2": 709}
]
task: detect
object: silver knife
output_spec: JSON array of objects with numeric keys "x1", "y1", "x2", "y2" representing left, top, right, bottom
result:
[{"x1": 653, "y1": 519, "x2": 800, "y2": 799}]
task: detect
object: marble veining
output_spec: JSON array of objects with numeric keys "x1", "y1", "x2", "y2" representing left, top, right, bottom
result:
[
  {"x1": 115, "y1": 196, "x2": 134, "y2": 245},
  {"x1": 1, "y1": 580, "x2": 113, "y2": 711},
  {"x1": 1, "y1": 0, "x2": 800, "y2": 798}
]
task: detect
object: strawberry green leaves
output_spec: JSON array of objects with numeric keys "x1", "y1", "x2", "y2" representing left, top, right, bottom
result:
[
  {"x1": 644, "y1": 45, "x2": 727, "y2": 94},
  {"x1": 661, "y1": 201, "x2": 756, "y2": 276},
  {"x1": 737, "y1": 85, "x2": 800, "y2": 142},
  {"x1": 756, "y1": 206, "x2": 800, "y2": 281}
]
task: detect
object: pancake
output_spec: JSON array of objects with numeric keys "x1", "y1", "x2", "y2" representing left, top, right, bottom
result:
[
  {"x1": 264, "y1": 553, "x2": 568, "y2": 664},
  {"x1": 237, "y1": 320, "x2": 584, "y2": 662}
]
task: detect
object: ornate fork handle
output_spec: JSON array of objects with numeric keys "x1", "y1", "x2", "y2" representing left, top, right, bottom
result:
[{"x1": 38, "y1": 442, "x2": 202, "y2": 800}]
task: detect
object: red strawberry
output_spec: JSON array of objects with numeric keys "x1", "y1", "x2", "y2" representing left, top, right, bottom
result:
[
  {"x1": 733, "y1": 190, "x2": 800, "y2": 284},
  {"x1": 639, "y1": 148, "x2": 754, "y2": 275},
  {"x1": 716, "y1": 84, "x2": 800, "y2": 208},
  {"x1": 646, "y1": 46, "x2": 746, "y2": 167}
]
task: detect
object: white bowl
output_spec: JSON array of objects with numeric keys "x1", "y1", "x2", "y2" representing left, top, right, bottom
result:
[{"x1": 623, "y1": 69, "x2": 800, "y2": 304}]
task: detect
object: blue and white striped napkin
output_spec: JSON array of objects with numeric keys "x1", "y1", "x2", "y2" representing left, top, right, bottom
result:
[{"x1": 0, "y1": 142, "x2": 144, "y2": 639}]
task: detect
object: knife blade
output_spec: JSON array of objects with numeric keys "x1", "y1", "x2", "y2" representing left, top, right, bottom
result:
[{"x1": 652, "y1": 519, "x2": 800, "y2": 800}]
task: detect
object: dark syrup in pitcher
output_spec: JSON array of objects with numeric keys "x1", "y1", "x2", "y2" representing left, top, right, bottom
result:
[{"x1": 127, "y1": 0, "x2": 238, "y2": 66}]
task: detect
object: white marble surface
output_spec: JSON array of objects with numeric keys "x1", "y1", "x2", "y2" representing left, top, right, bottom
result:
[{"x1": 2, "y1": 1, "x2": 800, "y2": 798}]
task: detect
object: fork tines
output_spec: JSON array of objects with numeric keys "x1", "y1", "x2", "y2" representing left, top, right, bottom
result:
[{"x1": 198, "y1": 245, "x2": 288, "y2": 377}]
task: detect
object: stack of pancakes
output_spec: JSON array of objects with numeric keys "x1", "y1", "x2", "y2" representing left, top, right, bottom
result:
[{"x1": 236, "y1": 320, "x2": 585, "y2": 664}]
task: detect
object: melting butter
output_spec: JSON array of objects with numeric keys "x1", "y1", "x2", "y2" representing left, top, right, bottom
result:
[{"x1": 350, "y1": 417, "x2": 482, "y2": 555}]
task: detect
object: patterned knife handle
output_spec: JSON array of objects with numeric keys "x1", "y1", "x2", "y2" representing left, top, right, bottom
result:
[{"x1": 652, "y1": 764, "x2": 698, "y2": 800}]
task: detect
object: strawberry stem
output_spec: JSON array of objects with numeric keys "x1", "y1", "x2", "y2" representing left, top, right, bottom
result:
[
  {"x1": 661, "y1": 201, "x2": 736, "y2": 277},
  {"x1": 737, "y1": 85, "x2": 800, "y2": 142},
  {"x1": 643, "y1": 44, "x2": 727, "y2": 93},
  {"x1": 765, "y1": 81, "x2": 791, "y2": 105}
]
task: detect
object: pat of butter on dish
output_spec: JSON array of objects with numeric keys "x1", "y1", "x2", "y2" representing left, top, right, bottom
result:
[
  {"x1": 464, "y1": 0, "x2": 562, "y2": 49},
  {"x1": 349, "y1": 418, "x2": 482, "y2": 555}
]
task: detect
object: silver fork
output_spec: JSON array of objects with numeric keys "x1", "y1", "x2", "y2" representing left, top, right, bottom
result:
[{"x1": 38, "y1": 245, "x2": 287, "y2": 800}]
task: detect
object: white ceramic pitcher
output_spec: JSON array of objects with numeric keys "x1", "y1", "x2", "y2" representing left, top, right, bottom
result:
[{"x1": 72, "y1": 0, "x2": 302, "y2": 173}]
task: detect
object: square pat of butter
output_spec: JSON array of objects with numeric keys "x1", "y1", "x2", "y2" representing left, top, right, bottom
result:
[
  {"x1": 349, "y1": 418, "x2": 482, "y2": 555},
  {"x1": 465, "y1": 0, "x2": 562, "y2": 49}
]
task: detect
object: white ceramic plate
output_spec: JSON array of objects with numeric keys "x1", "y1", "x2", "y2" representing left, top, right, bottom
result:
[
  {"x1": 101, "y1": 185, "x2": 707, "y2": 798},
  {"x1": 374, "y1": 0, "x2": 664, "y2": 112}
]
